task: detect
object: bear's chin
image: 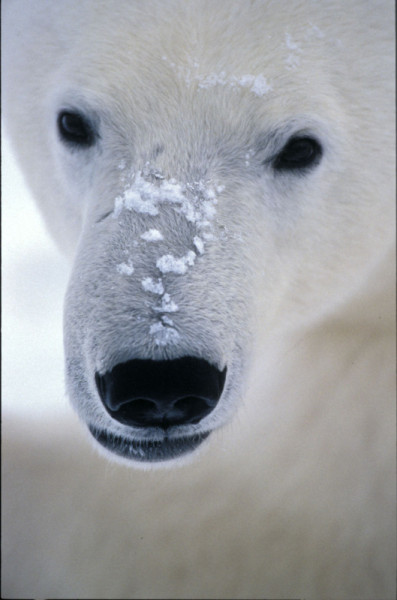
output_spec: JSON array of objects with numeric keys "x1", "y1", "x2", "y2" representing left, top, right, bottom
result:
[{"x1": 88, "y1": 425, "x2": 210, "y2": 463}]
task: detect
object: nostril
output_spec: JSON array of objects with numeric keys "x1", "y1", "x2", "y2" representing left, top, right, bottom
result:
[
  {"x1": 95, "y1": 357, "x2": 227, "y2": 429},
  {"x1": 173, "y1": 396, "x2": 211, "y2": 425},
  {"x1": 115, "y1": 396, "x2": 213, "y2": 428},
  {"x1": 118, "y1": 399, "x2": 158, "y2": 427}
]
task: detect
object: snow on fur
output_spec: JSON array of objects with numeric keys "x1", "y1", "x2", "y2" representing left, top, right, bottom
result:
[{"x1": 113, "y1": 169, "x2": 223, "y2": 343}]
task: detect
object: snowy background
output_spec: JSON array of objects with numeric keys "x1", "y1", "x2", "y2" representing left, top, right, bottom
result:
[{"x1": 2, "y1": 136, "x2": 71, "y2": 420}]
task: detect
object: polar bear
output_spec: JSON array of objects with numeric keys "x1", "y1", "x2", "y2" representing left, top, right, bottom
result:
[{"x1": 2, "y1": 0, "x2": 395, "y2": 598}]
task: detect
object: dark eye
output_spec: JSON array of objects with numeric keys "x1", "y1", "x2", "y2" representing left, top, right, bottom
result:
[
  {"x1": 273, "y1": 136, "x2": 322, "y2": 171},
  {"x1": 57, "y1": 110, "x2": 95, "y2": 147}
]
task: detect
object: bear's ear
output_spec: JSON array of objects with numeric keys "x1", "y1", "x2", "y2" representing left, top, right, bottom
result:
[
  {"x1": 57, "y1": 110, "x2": 97, "y2": 148},
  {"x1": 273, "y1": 136, "x2": 323, "y2": 172}
]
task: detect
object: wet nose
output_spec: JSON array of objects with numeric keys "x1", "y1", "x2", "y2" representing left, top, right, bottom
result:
[{"x1": 95, "y1": 357, "x2": 227, "y2": 429}]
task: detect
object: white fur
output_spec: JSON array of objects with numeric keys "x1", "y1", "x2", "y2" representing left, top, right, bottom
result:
[{"x1": 2, "y1": 0, "x2": 395, "y2": 597}]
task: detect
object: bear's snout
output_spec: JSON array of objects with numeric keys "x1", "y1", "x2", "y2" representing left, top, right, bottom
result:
[{"x1": 95, "y1": 356, "x2": 227, "y2": 430}]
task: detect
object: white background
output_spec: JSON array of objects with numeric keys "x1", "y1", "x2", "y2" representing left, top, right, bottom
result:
[{"x1": 2, "y1": 136, "x2": 71, "y2": 419}]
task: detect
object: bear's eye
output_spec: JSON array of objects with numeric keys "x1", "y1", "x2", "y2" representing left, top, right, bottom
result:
[
  {"x1": 57, "y1": 111, "x2": 96, "y2": 147},
  {"x1": 273, "y1": 136, "x2": 322, "y2": 171}
]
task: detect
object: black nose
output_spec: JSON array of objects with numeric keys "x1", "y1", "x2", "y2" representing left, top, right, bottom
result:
[{"x1": 95, "y1": 357, "x2": 227, "y2": 429}]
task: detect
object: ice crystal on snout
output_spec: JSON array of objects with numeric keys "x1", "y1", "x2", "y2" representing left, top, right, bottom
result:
[
  {"x1": 161, "y1": 315, "x2": 174, "y2": 326},
  {"x1": 116, "y1": 260, "x2": 134, "y2": 275},
  {"x1": 140, "y1": 229, "x2": 164, "y2": 242},
  {"x1": 149, "y1": 321, "x2": 181, "y2": 346},
  {"x1": 113, "y1": 171, "x2": 185, "y2": 219},
  {"x1": 193, "y1": 236, "x2": 204, "y2": 255},
  {"x1": 113, "y1": 169, "x2": 226, "y2": 344},
  {"x1": 156, "y1": 251, "x2": 196, "y2": 275},
  {"x1": 154, "y1": 293, "x2": 179, "y2": 313},
  {"x1": 114, "y1": 188, "x2": 159, "y2": 217},
  {"x1": 141, "y1": 277, "x2": 164, "y2": 295},
  {"x1": 113, "y1": 169, "x2": 223, "y2": 262}
]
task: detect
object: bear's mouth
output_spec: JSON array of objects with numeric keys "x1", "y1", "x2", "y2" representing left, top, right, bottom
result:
[{"x1": 88, "y1": 425, "x2": 210, "y2": 462}]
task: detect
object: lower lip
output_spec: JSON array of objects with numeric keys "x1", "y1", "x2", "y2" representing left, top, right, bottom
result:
[{"x1": 88, "y1": 425, "x2": 210, "y2": 462}]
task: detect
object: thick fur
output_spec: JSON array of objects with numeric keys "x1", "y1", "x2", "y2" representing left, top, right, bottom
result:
[{"x1": 2, "y1": 0, "x2": 395, "y2": 598}]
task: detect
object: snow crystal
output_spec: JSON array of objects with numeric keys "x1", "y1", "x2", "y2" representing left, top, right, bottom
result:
[
  {"x1": 170, "y1": 180, "x2": 220, "y2": 252},
  {"x1": 198, "y1": 71, "x2": 228, "y2": 89},
  {"x1": 202, "y1": 200, "x2": 217, "y2": 220},
  {"x1": 116, "y1": 260, "x2": 134, "y2": 276},
  {"x1": 140, "y1": 229, "x2": 164, "y2": 242},
  {"x1": 285, "y1": 54, "x2": 301, "y2": 69},
  {"x1": 154, "y1": 293, "x2": 179, "y2": 313},
  {"x1": 306, "y1": 23, "x2": 324, "y2": 39},
  {"x1": 237, "y1": 74, "x2": 254, "y2": 88},
  {"x1": 149, "y1": 321, "x2": 181, "y2": 346},
  {"x1": 113, "y1": 171, "x2": 185, "y2": 219},
  {"x1": 114, "y1": 189, "x2": 159, "y2": 217},
  {"x1": 113, "y1": 169, "x2": 225, "y2": 304},
  {"x1": 141, "y1": 277, "x2": 164, "y2": 295},
  {"x1": 285, "y1": 33, "x2": 300, "y2": 51},
  {"x1": 160, "y1": 178, "x2": 185, "y2": 198},
  {"x1": 193, "y1": 236, "x2": 204, "y2": 255},
  {"x1": 285, "y1": 33, "x2": 302, "y2": 70},
  {"x1": 114, "y1": 168, "x2": 222, "y2": 251},
  {"x1": 235, "y1": 74, "x2": 273, "y2": 96},
  {"x1": 160, "y1": 315, "x2": 174, "y2": 326},
  {"x1": 198, "y1": 71, "x2": 272, "y2": 96},
  {"x1": 250, "y1": 75, "x2": 273, "y2": 96},
  {"x1": 156, "y1": 251, "x2": 196, "y2": 275},
  {"x1": 161, "y1": 55, "x2": 272, "y2": 97}
]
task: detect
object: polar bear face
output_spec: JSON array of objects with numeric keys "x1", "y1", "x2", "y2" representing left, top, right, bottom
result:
[
  {"x1": 59, "y1": 59, "x2": 334, "y2": 466},
  {"x1": 3, "y1": 1, "x2": 393, "y2": 466}
]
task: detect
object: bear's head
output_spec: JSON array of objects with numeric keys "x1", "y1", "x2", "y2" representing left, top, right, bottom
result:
[{"x1": 3, "y1": 1, "x2": 393, "y2": 467}]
